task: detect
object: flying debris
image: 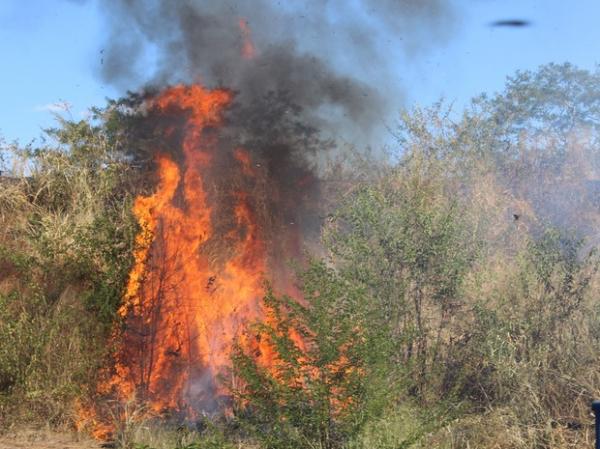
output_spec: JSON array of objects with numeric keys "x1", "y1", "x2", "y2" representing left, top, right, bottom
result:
[{"x1": 490, "y1": 19, "x2": 531, "y2": 28}]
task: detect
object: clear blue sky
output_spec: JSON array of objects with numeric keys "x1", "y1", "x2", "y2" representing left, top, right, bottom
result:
[{"x1": 0, "y1": 0, "x2": 599, "y2": 144}]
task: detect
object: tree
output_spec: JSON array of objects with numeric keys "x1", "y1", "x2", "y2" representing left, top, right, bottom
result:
[
  {"x1": 323, "y1": 149, "x2": 475, "y2": 398},
  {"x1": 475, "y1": 63, "x2": 600, "y2": 145}
]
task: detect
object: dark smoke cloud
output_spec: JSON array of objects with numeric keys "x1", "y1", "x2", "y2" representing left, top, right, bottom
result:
[
  {"x1": 96, "y1": 0, "x2": 458, "y2": 138},
  {"x1": 83, "y1": 0, "x2": 459, "y2": 415},
  {"x1": 90, "y1": 0, "x2": 459, "y2": 262},
  {"x1": 92, "y1": 0, "x2": 459, "y2": 269}
]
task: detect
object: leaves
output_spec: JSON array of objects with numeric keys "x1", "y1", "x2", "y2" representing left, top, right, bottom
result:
[{"x1": 231, "y1": 262, "x2": 393, "y2": 449}]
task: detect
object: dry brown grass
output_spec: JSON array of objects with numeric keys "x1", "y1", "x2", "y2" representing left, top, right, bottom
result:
[{"x1": 0, "y1": 427, "x2": 101, "y2": 449}]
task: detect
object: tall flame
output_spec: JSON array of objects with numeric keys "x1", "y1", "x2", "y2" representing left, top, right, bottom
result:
[
  {"x1": 94, "y1": 84, "x2": 271, "y2": 422},
  {"x1": 238, "y1": 19, "x2": 256, "y2": 60}
]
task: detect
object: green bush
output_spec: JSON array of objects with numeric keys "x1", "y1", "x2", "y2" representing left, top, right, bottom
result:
[
  {"x1": 0, "y1": 112, "x2": 137, "y2": 425},
  {"x1": 231, "y1": 261, "x2": 395, "y2": 449}
]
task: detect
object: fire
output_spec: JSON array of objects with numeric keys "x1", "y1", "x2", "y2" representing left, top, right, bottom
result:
[
  {"x1": 238, "y1": 19, "x2": 256, "y2": 59},
  {"x1": 74, "y1": 75, "x2": 325, "y2": 438},
  {"x1": 80, "y1": 84, "x2": 280, "y2": 432}
]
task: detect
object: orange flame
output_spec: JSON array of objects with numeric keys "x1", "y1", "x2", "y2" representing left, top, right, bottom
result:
[
  {"x1": 79, "y1": 85, "x2": 279, "y2": 434},
  {"x1": 76, "y1": 80, "x2": 321, "y2": 439},
  {"x1": 238, "y1": 19, "x2": 256, "y2": 59}
]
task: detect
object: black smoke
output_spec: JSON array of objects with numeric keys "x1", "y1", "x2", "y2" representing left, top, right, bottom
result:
[
  {"x1": 94, "y1": 0, "x2": 459, "y2": 267},
  {"x1": 97, "y1": 0, "x2": 457, "y2": 138},
  {"x1": 84, "y1": 0, "x2": 460, "y2": 417}
]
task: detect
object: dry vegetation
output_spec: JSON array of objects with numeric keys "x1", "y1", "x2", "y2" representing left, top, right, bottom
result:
[{"x1": 2, "y1": 63, "x2": 600, "y2": 448}]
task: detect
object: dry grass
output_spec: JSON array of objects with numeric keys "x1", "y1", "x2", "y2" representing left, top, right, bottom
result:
[{"x1": 0, "y1": 427, "x2": 101, "y2": 449}]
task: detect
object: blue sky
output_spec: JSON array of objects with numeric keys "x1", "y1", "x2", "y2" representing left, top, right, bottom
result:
[{"x1": 0, "y1": 0, "x2": 599, "y2": 144}]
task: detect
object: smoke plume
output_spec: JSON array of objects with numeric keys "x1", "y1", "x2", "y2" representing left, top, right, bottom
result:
[
  {"x1": 90, "y1": 0, "x2": 459, "y2": 248},
  {"x1": 97, "y1": 0, "x2": 457, "y2": 139}
]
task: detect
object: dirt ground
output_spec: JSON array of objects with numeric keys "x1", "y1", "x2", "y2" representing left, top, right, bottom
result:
[{"x1": 0, "y1": 428, "x2": 101, "y2": 449}]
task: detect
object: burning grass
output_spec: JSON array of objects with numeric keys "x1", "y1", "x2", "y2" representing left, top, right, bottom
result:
[
  {"x1": 78, "y1": 84, "x2": 314, "y2": 437},
  {"x1": 3, "y1": 64, "x2": 600, "y2": 449}
]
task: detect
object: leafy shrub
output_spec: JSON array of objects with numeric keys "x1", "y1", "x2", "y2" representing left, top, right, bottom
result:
[{"x1": 231, "y1": 262, "x2": 394, "y2": 449}]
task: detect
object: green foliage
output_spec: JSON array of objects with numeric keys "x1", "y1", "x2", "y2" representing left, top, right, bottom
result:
[
  {"x1": 3, "y1": 62, "x2": 600, "y2": 449},
  {"x1": 0, "y1": 109, "x2": 138, "y2": 424},
  {"x1": 323, "y1": 150, "x2": 476, "y2": 398},
  {"x1": 225, "y1": 63, "x2": 600, "y2": 448},
  {"x1": 231, "y1": 261, "x2": 394, "y2": 449},
  {"x1": 129, "y1": 421, "x2": 235, "y2": 449},
  {"x1": 0, "y1": 286, "x2": 109, "y2": 422},
  {"x1": 475, "y1": 62, "x2": 600, "y2": 142}
]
